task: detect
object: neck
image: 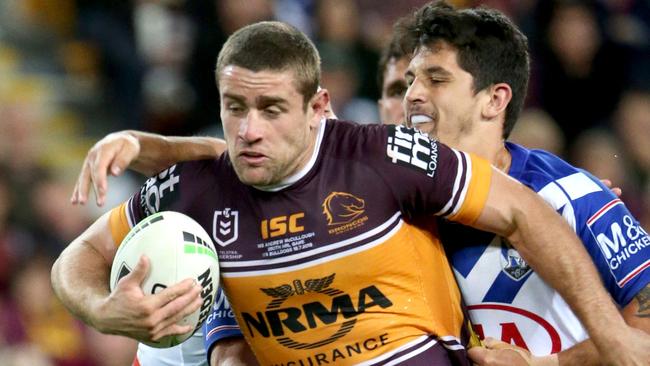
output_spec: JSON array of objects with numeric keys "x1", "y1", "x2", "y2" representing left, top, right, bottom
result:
[
  {"x1": 455, "y1": 126, "x2": 511, "y2": 173},
  {"x1": 493, "y1": 144, "x2": 512, "y2": 173}
]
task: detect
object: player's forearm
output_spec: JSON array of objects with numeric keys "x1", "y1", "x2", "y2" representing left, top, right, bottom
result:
[
  {"x1": 51, "y1": 239, "x2": 112, "y2": 331},
  {"x1": 554, "y1": 284, "x2": 650, "y2": 365},
  {"x1": 622, "y1": 283, "x2": 650, "y2": 332},
  {"x1": 555, "y1": 340, "x2": 599, "y2": 366},
  {"x1": 505, "y1": 189, "x2": 627, "y2": 354},
  {"x1": 125, "y1": 130, "x2": 225, "y2": 176},
  {"x1": 210, "y1": 338, "x2": 259, "y2": 366}
]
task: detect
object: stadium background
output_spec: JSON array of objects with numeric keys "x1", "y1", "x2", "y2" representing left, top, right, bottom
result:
[{"x1": 0, "y1": 0, "x2": 648, "y2": 364}]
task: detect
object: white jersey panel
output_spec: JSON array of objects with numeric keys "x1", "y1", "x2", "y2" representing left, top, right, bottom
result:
[
  {"x1": 445, "y1": 142, "x2": 650, "y2": 356},
  {"x1": 136, "y1": 329, "x2": 207, "y2": 366}
]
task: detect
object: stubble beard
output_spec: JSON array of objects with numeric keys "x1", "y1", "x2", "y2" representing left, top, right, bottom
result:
[{"x1": 232, "y1": 160, "x2": 281, "y2": 187}]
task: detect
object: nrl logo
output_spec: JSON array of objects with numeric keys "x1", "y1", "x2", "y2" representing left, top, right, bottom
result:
[
  {"x1": 499, "y1": 238, "x2": 532, "y2": 281},
  {"x1": 213, "y1": 208, "x2": 238, "y2": 247}
]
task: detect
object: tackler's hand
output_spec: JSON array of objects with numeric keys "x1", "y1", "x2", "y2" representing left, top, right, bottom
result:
[
  {"x1": 600, "y1": 179, "x2": 622, "y2": 197},
  {"x1": 468, "y1": 337, "x2": 558, "y2": 366},
  {"x1": 71, "y1": 131, "x2": 140, "y2": 207}
]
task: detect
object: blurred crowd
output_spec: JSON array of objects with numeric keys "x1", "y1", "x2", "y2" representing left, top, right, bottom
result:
[{"x1": 0, "y1": 0, "x2": 648, "y2": 365}]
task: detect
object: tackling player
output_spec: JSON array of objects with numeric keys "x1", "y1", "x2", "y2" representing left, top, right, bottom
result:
[
  {"x1": 63, "y1": 2, "x2": 648, "y2": 366},
  {"x1": 393, "y1": 2, "x2": 650, "y2": 365}
]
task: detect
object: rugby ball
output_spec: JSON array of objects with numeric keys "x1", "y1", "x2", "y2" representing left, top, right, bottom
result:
[{"x1": 109, "y1": 211, "x2": 219, "y2": 348}]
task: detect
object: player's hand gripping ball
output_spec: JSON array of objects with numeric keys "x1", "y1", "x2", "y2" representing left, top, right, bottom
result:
[{"x1": 110, "y1": 211, "x2": 220, "y2": 348}]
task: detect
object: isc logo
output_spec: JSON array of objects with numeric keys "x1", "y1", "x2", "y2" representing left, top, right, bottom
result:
[{"x1": 261, "y1": 213, "x2": 305, "y2": 239}]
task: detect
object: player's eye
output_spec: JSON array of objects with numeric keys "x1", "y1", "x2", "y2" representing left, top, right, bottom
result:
[
  {"x1": 226, "y1": 103, "x2": 245, "y2": 114},
  {"x1": 429, "y1": 77, "x2": 445, "y2": 86},
  {"x1": 388, "y1": 84, "x2": 407, "y2": 98},
  {"x1": 263, "y1": 106, "x2": 282, "y2": 118}
]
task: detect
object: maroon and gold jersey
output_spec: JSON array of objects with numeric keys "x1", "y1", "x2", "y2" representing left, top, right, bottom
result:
[{"x1": 109, "y1": 120, "x2": 492, "y2": 365}]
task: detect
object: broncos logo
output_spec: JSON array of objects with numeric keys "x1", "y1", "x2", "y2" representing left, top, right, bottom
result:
[{"x1": 322, "y1": 192, "x2": 365, "y2": 226}]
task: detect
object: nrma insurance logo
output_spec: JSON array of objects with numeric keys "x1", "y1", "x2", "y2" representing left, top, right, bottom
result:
[
  {"x1": 241, "y1": 273, "x2": 393, "y2": 350},
  {"x1": 587, "y1": 199, "x2": 650, "y2": 287}
]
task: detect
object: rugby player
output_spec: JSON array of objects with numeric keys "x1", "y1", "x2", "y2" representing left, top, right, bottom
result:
[
  {"x1": 59, "y1": 8, "x2": 648, "y2": 366},
  {"x1": 394, "y1": 3, "x2": 650, "y2": 365}
]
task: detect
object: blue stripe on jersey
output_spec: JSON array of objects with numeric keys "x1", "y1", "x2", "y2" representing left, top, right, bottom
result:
[
  {"x1": 481, "y1": 242, "x2": 533, "y2": 303},
  {"x1": 481, "y1": 270, "x2": 533, "y2": 303},
  {"x1": 451, "y1": 243, "x2": 490, "y2": 278}
]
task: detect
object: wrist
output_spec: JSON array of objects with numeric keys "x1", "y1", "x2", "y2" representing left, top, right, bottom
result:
[
  {"x1": 532, "y1": 354, "x2": 558, "y2": 366},
  {"x1": 586, "y1": 318, "x2": 627, "y2": 353},
  {"x1": 88, "y1": 296, "x2": 112, "y2": 334}
]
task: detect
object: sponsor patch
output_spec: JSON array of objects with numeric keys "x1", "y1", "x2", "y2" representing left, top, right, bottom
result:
[
  {"x1": 469, "y1": 304, "x2": 562, "y2": 354},
  {"x1": 241, "y1": 273, "x2": 393, "y2": 352},
  {"x1": 140, "y1": 165, "x2": 181, "y2": 216},
  {"x1": 386, "y1": 125, "x2": 438, "y2": 178},
  {"x1": 587, "y1": 199, "x2": 650, "y2": 287}
]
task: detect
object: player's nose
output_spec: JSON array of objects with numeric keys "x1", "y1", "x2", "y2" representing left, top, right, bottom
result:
[
  {"x1": 238, "y1": 111, "x2": 264, "y2": 143},
  {"x1": 404, "y1": 77, "x2": 427, "y2": 106}
]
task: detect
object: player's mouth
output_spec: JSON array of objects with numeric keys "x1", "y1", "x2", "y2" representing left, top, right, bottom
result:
[
  {"x1": 239, "y1": 150, "x2": 268, "y2": 165},
  {"x1": 408, "y1": 113, "x2": 434, "y2": 126}
]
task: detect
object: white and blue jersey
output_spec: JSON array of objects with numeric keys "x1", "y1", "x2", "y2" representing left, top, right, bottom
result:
[
  {"x1": 442, "y1": 142, "x2": 650, "y2": 355},
  {"x1": 203, "y1": 287, "x2": 241, "y2": 359}
]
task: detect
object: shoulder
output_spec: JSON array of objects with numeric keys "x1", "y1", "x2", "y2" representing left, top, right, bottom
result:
[
  {"x1": 324, "y1": 119, "x2": 386, "y2": 147},
  {"x1": 138, "y1": 157, "x2": 232, "y2": 216},
  {"x1": 508, "y1": 142, "x2": 604, "y2": 196},
  {"x1": 141, "y1": 158, "x2": 226, "y2": 197}
]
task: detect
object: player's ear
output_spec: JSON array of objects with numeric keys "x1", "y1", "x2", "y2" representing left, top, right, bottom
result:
[
  {"x1": 481, "y1": 83, "x2": 511, "y2": 120},
  {"x1": 309, "y1": 88, "x2": 334, "y2": 127}
]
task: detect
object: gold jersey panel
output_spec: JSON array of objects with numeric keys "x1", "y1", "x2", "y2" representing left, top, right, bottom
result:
[{"x1": 224, "y1": 221, "x2": 465, "y2": 365}]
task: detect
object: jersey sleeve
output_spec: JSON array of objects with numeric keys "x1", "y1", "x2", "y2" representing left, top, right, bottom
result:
[
  {"x1": 379, "y1": 124, "x2": 492, "y2": 225},
  {"x1": 537, "y1": 170, "x2": 650, "y2": 306},
  {"x1": 575, "y1": 185, "x2": 650, "y2": 306},
  {"x1": 203, "y1": 287, "x2": 243, "y2": 362},
  {"x1": 107, "y1": 161, "x2": 207, "y2": 247}
]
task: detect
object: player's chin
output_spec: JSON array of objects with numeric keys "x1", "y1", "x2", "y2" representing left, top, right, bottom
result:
[{"x1": 235, "y1": 166, "x2": 275, "y2": 187}]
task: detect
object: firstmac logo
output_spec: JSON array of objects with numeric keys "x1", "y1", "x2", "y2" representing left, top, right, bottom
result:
[{"x1": 386, "y1": 125, "x2": 438, "y2": 178}]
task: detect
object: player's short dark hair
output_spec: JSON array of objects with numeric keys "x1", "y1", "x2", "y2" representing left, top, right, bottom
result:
[
  {"x1": 395, "y1": 1, "x2": 530, "y2": 138},
  {"x1": 377, "y1": 36, "x2": 407, "y2": 92},
  {"x1": 216, "y1": 21, "x2": 321, "y2": 109}
]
